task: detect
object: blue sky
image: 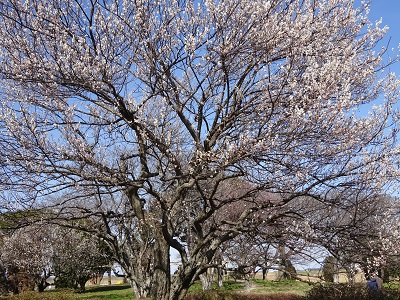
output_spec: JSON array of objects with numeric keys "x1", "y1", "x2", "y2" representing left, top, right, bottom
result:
[
  {"x1": 348, "y1": 1, "x2": 400, "y2": 118},
  {"x1": 369, "y1": 1, "x2": 400, "y2": 41},
  {"x1": 368, "y1": 1, "x2": 400, "y2": 73}
]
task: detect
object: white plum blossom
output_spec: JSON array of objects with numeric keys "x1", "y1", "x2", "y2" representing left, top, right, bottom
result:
[{"x1": 0, "y1": 0, "x2": 399, "y2": 299}]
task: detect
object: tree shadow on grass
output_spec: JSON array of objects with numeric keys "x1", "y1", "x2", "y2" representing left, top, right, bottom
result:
[{"x1": 83, "y1": 284, "x2": 131, "y2": 293}]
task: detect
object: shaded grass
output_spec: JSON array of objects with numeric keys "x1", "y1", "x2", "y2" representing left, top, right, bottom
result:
[
  {"x1": 77, "y1": 284, "x2": 134, "y2": 300},
  {"x1": 1, "y1": 289, "x2": 77, "y2": 300}
]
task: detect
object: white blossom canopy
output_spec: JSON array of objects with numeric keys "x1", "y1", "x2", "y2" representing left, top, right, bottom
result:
[{"x1": 0, "y1": 0, "x2": 399, "y2": 298}]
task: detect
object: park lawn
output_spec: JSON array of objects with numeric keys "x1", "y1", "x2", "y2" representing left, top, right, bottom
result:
[
  {"x1": 77, "y1": 285, "x2": 134, "y2": 300},
  {"x1": 188, "y1": 280, "x2": 246, "y2": 292},
  {"x1": 188, "y1": 279, "x2": 311, "y2": 297},
  {"x1": 2, "y1": 280, "x2": 311, "y2": 299},
  {"x1": 1, "y1": 285, "x2": 134, "y2": 300},
  {"x1": 2, "y1": 289, "x2": 77, "y2": 300},
  {"x1": 250, "y1": 280, "x2": 312, "y2": 295}
]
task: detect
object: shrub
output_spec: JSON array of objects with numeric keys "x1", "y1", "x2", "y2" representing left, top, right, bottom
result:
[
  {"x1": 306, "y1": 283, "x2": 400, "y2": 300},
  {"x1": 5, "y1": 290, "x2": 76, "y2": 300},
  {"x1": 184, "y1": 290, "x2": 236, "y2": 300},
  {"x1": 306, "y1": 283, "x2": 365, "y2": 300},
  {"x1": 239, "y1": 294, "x2": 305, "y2": 300},
  {"x1": 184, "y1": 291, "x2": 305, "y2": 300}
]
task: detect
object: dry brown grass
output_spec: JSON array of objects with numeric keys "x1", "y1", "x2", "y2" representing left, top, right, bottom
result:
[{"x1": 184, "y1": 291, "x2": 305, "y2": 300}]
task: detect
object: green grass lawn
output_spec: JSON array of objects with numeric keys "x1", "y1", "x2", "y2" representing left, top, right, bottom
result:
[
  {"x1": 1, "y1": 285, "x2": 134, "y2": 300},
  {"x1": 1, "y1": 280, "x2": 311, "y2": 300},
  {"x1": 77, "y1": 285, "x2": 134, "y2": 300},
  {"x1": 250, "y1": 280, "x2": 312, "y2": 295},
  {"x1": 187, "y1": 279, "x2": 311, "y2": 298}
]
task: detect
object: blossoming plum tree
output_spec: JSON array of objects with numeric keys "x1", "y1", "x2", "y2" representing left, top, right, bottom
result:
[
  {"x1": 0, "y1": 0, "x2": 399, "y2": 299},
  {"x1": 0, "y1": 221, "x2": 112, "y2": 294},
  {"x1": 0, "y1": 222, "x2": 56, "y2": 293}
]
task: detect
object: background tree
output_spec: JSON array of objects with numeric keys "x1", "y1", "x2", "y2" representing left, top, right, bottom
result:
[
  {"x1": 0, "y1": 0, "x2": 399, "y2": 299},
  {"x1": 0, "y1": 218, "x2": 113, "y2": 294},
  {"x1": 222, "y1": 234, "x2": 261, "y2": 291},
  {"x1": 0, "y1": 223, "x2": 53, "y2": 293},
  {"x1": 0, "y1": 263, "x2": 10, "y2": 295},
  {"x1": 221, "y1": 234, "x2": 277, "y2": 282},
  {"x1": 305, "y1": 192, "x2": 400, "y2": 283},
  {"x1": 322, "y1": 256, "x2": 339, "y2": 283},
  {"x1": 219, "y1": 195, "x2": 310, "y2": 283},
  {"x1": 52, "y1": 227, "x2": 113, "y2": 292}
]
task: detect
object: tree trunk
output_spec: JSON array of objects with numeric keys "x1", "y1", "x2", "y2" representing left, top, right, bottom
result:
[
  {"x1": 199, "y1": 272, "x2": 212, "y2": 291},
  {"x1": 78, "y1": 277, "x2": 87, "y2": 292},
  {"x1": 379, "y1": 268, "x2": 390, "y2": 283},
  {"x1": 333, "y1": 273, "x2": 339, "y2": 283},
  {"x1": 277, "y1": 244, "x2": 286, "y2": 281},
  {"x1": 345, "y1": 266, "x2": 356, "y2": 284},
  {"x1": 150, "y1": 235, "x2": 171, "y2": 300},
  {"x1": 262, "y1": 267, "x2": 268, "y2": 280},
  {"x1": 35, "y1": 279, "x2": 48, "y2": 293},
  {"x1": 217, "y1": 266, "x2": 223, "y2": 288},
  {"x1": 244, "y1": 276, "x2": 251, "y2": 293},
  {"x1": 127, "y1": 276, "x2": 150, "y2": 299},
  {"x1": 108, "y1": 269, "x2": 112, "y2": 285}
]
